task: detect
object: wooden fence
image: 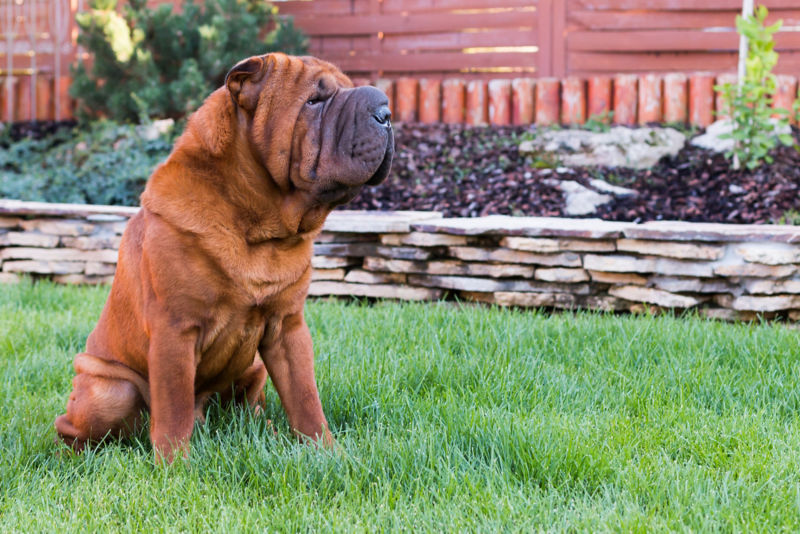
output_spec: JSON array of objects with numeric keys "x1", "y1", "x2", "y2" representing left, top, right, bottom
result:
[
  {"x1": 3, "y1": 0, "x2": 800, "y2": 122},
  {"x1": 280, "y1": 0, "x2": 800, "y2": 80}
]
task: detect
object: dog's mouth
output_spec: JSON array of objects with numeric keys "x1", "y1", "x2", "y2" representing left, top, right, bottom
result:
[{"x1": 366, "y1": 139, "x2": 394, "y2": 186}]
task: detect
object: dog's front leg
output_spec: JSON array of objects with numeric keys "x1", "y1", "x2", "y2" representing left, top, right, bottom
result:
[
  {"x1": 260, "y1": 311, "x2": 334, "y2": 446},
  {"x1": 148, "y1": 324, "x2": 198, "y2": 463}
]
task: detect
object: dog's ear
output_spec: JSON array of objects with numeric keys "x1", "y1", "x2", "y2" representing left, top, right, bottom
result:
[{"x1": 225, "y1": 55, "x2": 273, "y2": 111}]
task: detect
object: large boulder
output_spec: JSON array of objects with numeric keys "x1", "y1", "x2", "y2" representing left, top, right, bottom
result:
[{"x1": 520, "y1": 126, "x2": 686, "y2": 170}]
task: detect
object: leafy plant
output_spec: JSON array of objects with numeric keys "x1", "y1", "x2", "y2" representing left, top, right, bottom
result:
[
  {"x1": 715, "y1": 5, "x2": 793, "y2": 170},
  {"x1": 71, "y1": 0, "x2": 308, "y2": 122},
  {"x1": 0, "y1": 120, "x2": 177, "y2": 205},
  {"x1": 583, "y1": 111, "x2": 614, "y2": 133}
]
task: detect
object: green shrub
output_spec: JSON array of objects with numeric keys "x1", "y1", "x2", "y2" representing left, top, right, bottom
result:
[
  {"x1": 0, "y1": 120, "x2": 176, "y2": 205},
  {"x1": 715, "y1": 5, "x2": 793, "y2": 170},
  {"x1": 71, "y1": 0, "x2": 307, "y2": 122}
]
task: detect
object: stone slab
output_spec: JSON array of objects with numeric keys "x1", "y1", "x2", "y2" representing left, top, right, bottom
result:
[
  {"x1": 344, "y1": 269, "x2": 407, "y2": 285},
  {"x1": 53, "y1": 274, "x2": 114, "y2": 285},
  {"x1": 413, "y1": 215, "x2": 631, "y2": 239},
  {"x1": 617, "y1": 238, "x2": 724, "y2": 260},
  {"x1": 1, "y1": 247, "x2": 118, "y2": 263},
  {"x1": 0, "y1": 199, "x2": 139, "y2": 218},
  {"x1": 322, "y1": 211, "x2": 442, "y2": 233},
  {"x1": 500, "y1": 236, "x2": 616, "y2": 253},
  {"x1": 535, "y1": 268, "x2": 590, "y2": 283},
  {"x1": 735, "y1": 243, "x2": 800, "y2": 265},
  {"x1": 0, "y1": 232, "x2": 60, "y2": 248},
  {"x1": 311, "y1": 268, "x2": 346, "y2": 281},
  {"x1": 61, "y1": 235, "x2": 123, "y2": 250},
  {"x1": 20, "y1": 219, "x2": 95, "y2": 237},
  {"x1": 745, "y1": 279, "x2": 800, "y2": 295},
  {"x1": 363, "y1": 257, "x2": 534, "y2": 278},
  {"x1": 0, "y1": 217, "x2": 23, "y2": 229},
  {"x1": 493, "y1": 291, "x2": 577, "y2": 308},
  {"x1": 588, "y1": 270, "x2": 648, "y2": 285},
  {"x1": 649, "y1": 276, "x2": 732, "y2": 294},
  {"x1": 85, "y1": 262, "x2": 117, "y2": 276},
  {"x1": 609, "y1": 285, "x2": 700, "y2": 308},
  {"x1": 624, "y1": 220, "x2": 800, "y2": 243},
  {"x1": 584, "y1": 254, "x2": 714, "y2": 277},
  {"x1": 408, "y1": 274, "x2": 590, "y2": 294},
  {"x1": 713, "y1": 263, "x2": 796, "y2": 278},
  {"x1": 724, "y1": 294, "x2": 800, "y2": 312},
  {"x1": 313, "y1": 243, "x2": 378, "y2": 257},
  {"x1": 315, "y1": 232, "x2": 378, "y2": 244},
  {"x1": 308, "y1": 281, "x2": 442, "y2": 301},
  {"x1": 380, "y1": 232, "x2": 468, "y2": 247},
  {"x1": 376, "y1": 246, "x2": 434, "y2": 261},
  {"x1": 3, "y1": 260, "x2": 85, "y2": 275},
  {"x1": 311, "y1": 256, "x2": 361, "y2": 269},
  {"x1": 448, "y1": 246, "x2": 581, "y2": 267}
]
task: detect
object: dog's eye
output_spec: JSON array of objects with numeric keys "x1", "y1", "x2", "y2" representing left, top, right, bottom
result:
[{"x1": 306, "y1": 97, "x2": 323, "y2": 106}]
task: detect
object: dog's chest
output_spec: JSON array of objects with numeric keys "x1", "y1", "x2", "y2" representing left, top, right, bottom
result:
[{"x1": 195, "y1": 305, "x2": 268, "y2": 386}]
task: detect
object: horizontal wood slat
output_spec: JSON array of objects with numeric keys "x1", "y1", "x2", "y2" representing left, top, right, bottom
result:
[
  {"x1": 289, "y1": 10, "x2": 537, "y2": 37},
  {"x1": 325, "y1": 51, "x2": 538, "y2": 73},
  {"x1": 569, "y1": 10, "x2": 800, "y2": 30},
  {"x1": 570, "y1": 0, "x2": 800, "y2": 10}
]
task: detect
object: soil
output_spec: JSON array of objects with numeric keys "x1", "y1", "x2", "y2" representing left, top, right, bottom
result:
[{"x1": 345, "y1": 123, "x2": 800, "y2": 225}]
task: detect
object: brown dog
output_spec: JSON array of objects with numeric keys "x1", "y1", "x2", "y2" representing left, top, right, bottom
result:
[{"x1": 54, "y1": 53, "x2": 393, "y2": 462}]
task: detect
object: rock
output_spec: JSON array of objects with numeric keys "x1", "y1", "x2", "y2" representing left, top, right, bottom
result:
[
  {"x1": 691, "y1": 118, "x2": 791, "y2": 153},
  {"x1": 588, "y1": 271, "x2": 648, "y2": 285},
  {"x1": 0, "y1": 232, "x2": 60, "y2": 248},
  {"x1": 519, "y1": 126, "x2": 686, "y2": 170},
  {"x1": 534, "y1": 268, "x2": 590, "y2": 283},
  {"x1": 500, "y1": 236, "x2": 616, "y2": 253},
  {"x1": 308, "y1": 281, "x2": 442, "y2": 301},
  {"x1": 2, "y1": 260, "x2": 84, "y2": 275},
  {"x1": 380, "y1": 232, "x2": 468, "y2": 247},
  {"x1": 363, "y1": 257, "x2": 534, "y2": 278},
  {"x1": 0, "y1": 247, "x2": 117, "y2": 263},
  {"x1": 735, "y1": 243, "x2": 800, "y2": 265},
  {"x1": 311, "y1": 256, "x2": 360, "y2": 269},
  {"x1": 555, "y1": 180, "x2": 613, "y2": 216},
  {"x1": 616, "y1": 238, "x2": 725, "y2": 260},
  {"x1": 713, "y1": 263, "x2": 796, "y2": 278},
  {"x1": 311, "y1": 268, "x2": 346, "y2": 281},
  {"x1": 588, "y1": 179, "x2": 637, "y2": 198},
  {"x1": 447, "y1": 246, "x2": 581, "y2": 267},
  {"x1": 344, "y1": 270, "x2": 407, "y2": 285},
  {"x1": 609, "y1": 285, "x2": 700, "y2": 308},
  {"x1": 745, "y1": 279, "x2": 800, "y2": 295}
]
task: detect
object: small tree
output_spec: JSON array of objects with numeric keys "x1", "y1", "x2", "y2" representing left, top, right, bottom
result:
[
  {"x1": 71, "y1": 0, "x2": 308, "y2": 122},
  {"x1": 716, "y1": 5, "x2": 792, "y2": 170}
]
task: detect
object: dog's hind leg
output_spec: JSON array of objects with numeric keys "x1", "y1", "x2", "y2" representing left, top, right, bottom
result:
[{"x1": 55, "y1": 353, "x2": 148, "y2": 451}]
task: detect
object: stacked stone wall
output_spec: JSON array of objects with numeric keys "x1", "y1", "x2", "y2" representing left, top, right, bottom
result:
[{"x1": 4, "y1": 200, "x2": 800, "y2": 320}]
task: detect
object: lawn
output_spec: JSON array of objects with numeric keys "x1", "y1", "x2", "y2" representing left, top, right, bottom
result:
[{"x1": 1, "y1": 280, "x2": 800, "y2": 532}]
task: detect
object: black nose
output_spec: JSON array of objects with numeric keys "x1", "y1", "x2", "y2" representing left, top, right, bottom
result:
[{"x1": 372, "y1": 105, "x2": 391, "y2": 125}]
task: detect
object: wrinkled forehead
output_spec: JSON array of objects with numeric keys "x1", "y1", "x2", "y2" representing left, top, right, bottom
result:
[{"x1": 296, "y1": 56, "x2": 354, "y2": 90}]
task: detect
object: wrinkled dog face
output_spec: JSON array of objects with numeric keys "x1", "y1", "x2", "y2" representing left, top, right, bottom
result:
[{"x1": 226, "y1": 54, "x2": 394, "y2": 207}]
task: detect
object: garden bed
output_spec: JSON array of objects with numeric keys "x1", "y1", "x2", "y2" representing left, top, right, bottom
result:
[{"x1": 347, "y1": 123, "x2": 800, "y2": 225}]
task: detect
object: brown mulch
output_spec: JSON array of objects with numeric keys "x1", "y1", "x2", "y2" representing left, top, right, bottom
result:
[{"x1": 345, "y1": 123, "x2": 800, "y2": 224}]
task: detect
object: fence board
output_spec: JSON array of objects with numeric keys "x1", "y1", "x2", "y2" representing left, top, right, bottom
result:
[
  {"x1": 290, "y1": 10, "x2": 537, "y2": 36},
  {"x1": 569, "y1": 10, "x2": 800, "y2": 30},
  {"x1": 571, "y1": 0, "x2": 800, "y2": 9}
]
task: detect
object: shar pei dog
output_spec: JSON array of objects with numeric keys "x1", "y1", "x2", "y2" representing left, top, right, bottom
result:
[{"x1": 55, "y1": 53, "x2": 394, "y2": 462}]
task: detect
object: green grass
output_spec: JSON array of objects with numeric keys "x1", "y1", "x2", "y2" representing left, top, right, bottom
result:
[{"x1": 2, "y1": 280, "x2": 800, "y2": 532}]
